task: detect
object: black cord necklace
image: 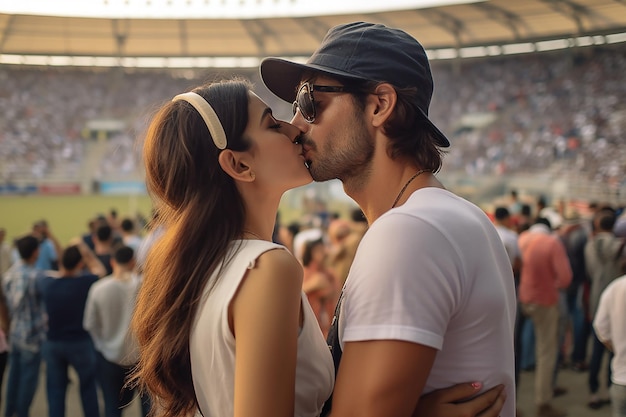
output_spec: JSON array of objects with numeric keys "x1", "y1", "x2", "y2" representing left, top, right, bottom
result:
[{"x1": 391, "y1": 169, "x2": 430, "y2": 209}]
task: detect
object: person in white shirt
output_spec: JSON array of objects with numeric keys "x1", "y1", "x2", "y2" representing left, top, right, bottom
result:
[{"x1": 593, "y1": 259, "x2": 626, "y2": 417}]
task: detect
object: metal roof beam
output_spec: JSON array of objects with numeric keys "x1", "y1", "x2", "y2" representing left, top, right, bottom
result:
[
  {"x1": 293, "y1": 16, "x2": 330, "y2": 41},
  {"x1": 541, "y1": 0, "x2": 608, "y2": 33},
  {"x1": 242, "y1": 19, "x2": 276, "y2": 56},
  {"x1": 0, "y1": 14, "x2": 14, "y2": 54},
  {"x1": 177, "y1": 20, "x2": 188, "y2": 57},
  {"x1": 112, "y1": 19, "x2": 130, "y2": 58},
  {"x1": 417, "y1": 8, "x2": 466, "y2": 47},
  {"x1": 472, "y1": 2, "x2": 529, "y2": 40}
]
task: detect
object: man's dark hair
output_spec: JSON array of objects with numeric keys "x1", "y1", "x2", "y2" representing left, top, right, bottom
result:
[
  {"x1": 350, "y1": 80, "x2": 444, "y2": 172},
  {"x1": 114, "y1": 245, "x2": 135, "y2": 265},
  {"x1": 521, "y1": 204, "x2": 532, "y2": 216},
  {"x1": 61, "y1": 245, "x2": 83, "y2": 270},
  {"x1": 16, "y1": 235, "x2": 39, "y2": 260},
  {"x1": 494, "y1": 207, "x2": 510, "y2": 221},
  {"x1": 121, "y1": 218, "x2": 135, "y2": 232},
  {"x1": 96, "y1": 224, "x2": 113, "y2": 242},
  {"x1": 596, "y1": 210, "x2": 617, "y2": 232},
  {"x1": 535, "y1": 217, "x2": 552, "y2": 230}
]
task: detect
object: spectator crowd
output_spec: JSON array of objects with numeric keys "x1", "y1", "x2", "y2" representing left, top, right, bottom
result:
[{"x1": 0, "y1": 44, "x2": 624, "y2": 188}]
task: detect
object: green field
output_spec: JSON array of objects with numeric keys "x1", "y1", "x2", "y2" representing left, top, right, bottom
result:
[
  {"x1": 1, "y1": 194, "x2": 155, "y2": 245},
  {"x1": 1, "y1": 192, "x2": 357, "y2": 247}
]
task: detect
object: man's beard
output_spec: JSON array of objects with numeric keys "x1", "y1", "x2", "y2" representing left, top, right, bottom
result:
[{"x1": 304, "y1": 113, "x2": 375, "y2": 185}]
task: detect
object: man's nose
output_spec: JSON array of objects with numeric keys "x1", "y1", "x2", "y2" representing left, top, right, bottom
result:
[{"x1": 290, "y1": 110, "x2": 309, "y2": 132}]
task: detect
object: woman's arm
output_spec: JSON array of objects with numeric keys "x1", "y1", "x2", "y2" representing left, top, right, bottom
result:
[
  {"x1": 413, "y1": 382, "x2": 506, "y2": 417},
  {"x1": 231, "y1": 249, "x2": 303, "y2": 417}
]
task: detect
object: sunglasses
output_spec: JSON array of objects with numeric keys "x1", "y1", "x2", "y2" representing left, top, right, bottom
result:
[{"x1": 292, "y1": 83, "x2": 353, "y2": 123}]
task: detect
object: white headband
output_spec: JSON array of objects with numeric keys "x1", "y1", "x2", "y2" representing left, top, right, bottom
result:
[{"x1": 172, "y1": 92, "x2": 227, "y2": 150}]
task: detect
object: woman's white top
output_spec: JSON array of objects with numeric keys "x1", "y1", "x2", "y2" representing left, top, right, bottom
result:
[{"x1": 190, "y1": 239, "x2": 334, "y2": 417}]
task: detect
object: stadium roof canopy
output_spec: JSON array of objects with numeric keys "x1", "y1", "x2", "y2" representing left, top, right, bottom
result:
[{"x1": 1, "y1": 0, "x2": 625, "y2": 66}]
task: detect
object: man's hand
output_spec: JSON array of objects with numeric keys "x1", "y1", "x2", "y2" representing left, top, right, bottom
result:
[{"x1": 413, "y1": 382, "x2": 506, "y2": 417}]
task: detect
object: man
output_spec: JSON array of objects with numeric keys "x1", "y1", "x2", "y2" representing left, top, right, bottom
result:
[
  {"x1": 261, "y1": 22, "x2": 515, "y2": 417},
  {"x1": 120, "y1": 218, "x2": 143, "y2": 252},
  {"x1": 493, "y1": 206, "x2": 524, "y2": 415},
  {"x1": 2, "y1": 235, "x2": 46, "y2": 417},
  {"x1": 0, "y1": 228, "x2": 12, "y2": 277},
  {"x1": 593, "y1": 259, "x2": 626, "y2": 417},
  {"x1": 38, "y1": 243, "x2": 107, "y2": 417},
  {"x1": 84, "y1": 246, "x2": 151, "y2": 417},
  {"x1": 557, "y1": 208, "x2": 589, "y2": 372},
  {"x1": 585, "y1": 209, "x2": 626, "y2": 409},
  {"x1": 493, "y1": 207, "x2": 522, "y2": 279},
  {"x1": 518, "y1": 218, "x2": 572, "y2": 417},
  {"x1": 94, "y1": 224, "x2": 115, "y2": 276},
  {"x1": 32, "y1": 220, "x2": 62, "y2": 272}
]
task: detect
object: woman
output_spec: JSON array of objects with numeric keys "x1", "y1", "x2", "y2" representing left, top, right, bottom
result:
[{"x1": 130, "y1": 79, "x2": 506, "y2": 417}]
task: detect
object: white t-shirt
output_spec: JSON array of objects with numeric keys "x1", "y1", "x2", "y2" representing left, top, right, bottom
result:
[
  {"x1": 338, "y1": 187, "x2": 516, "y2": 417},
  {"x1": 83, "y1": 274, "x2": 141, "y2": 366},
  {"x1": 593, "y1": 274, "x2": 626, "y2": 385},
  {"x1": 190, "y1": 240, "x2": 334, "y2": 417}
]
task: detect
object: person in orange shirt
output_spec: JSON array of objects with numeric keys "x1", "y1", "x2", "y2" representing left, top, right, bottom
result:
[{"x1": 518, "y1": 217, "x2": 572, "y2": 417}]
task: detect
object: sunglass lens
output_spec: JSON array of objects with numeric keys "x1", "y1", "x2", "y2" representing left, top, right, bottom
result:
[{"x1": 297, "y1": 84, "x2": 315, "y2": 122}]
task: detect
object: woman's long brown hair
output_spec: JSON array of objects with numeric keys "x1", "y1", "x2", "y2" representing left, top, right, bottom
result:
[{"x1": 130, "y1": 80, "x2": 251, "y2": 416}]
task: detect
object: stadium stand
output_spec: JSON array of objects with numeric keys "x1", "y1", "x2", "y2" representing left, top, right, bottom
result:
[{"x1": 1, "y1": 43, "x2": 624, "y2": 204}]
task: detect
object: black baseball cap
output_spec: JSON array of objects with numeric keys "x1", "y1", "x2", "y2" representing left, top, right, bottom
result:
[{"x1": 260, "y1": 21, "x2": 450, "y2": 147}]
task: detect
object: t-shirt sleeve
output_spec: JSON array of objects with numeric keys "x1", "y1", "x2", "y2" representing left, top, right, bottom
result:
[{"x1": 341, "y1": 213, "x2": 463, "y2": 350}]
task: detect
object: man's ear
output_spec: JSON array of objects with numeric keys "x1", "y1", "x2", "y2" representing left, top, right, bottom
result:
[
  {"x1": 217, "y1": 150, "x2": 254, "y2": 183},
  {"x1": 370, "y1": 83, "x2": 397, "y2": 128}
]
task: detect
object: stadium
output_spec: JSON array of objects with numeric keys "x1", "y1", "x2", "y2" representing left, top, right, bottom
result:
[
  {"x1": 0, "y1": 1, "x2": 625, "y2": 415},
  {"x1": 1, "y1": 0, "x2": 625, "y2": 243}
]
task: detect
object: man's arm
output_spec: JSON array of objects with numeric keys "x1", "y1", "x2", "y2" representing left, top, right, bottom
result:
[
  {"x1": 329, "y1": 340, "x2": 436, "y2": 417},
  {"x1": 77, "y1": 242, "x2": 107, "y2": 278}
]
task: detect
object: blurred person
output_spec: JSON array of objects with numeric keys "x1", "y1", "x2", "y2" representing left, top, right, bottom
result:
[
  {"x1": 32, "y1": 220, "x2": 62, "y2": 272},
  {"x1": 129, "y1": 79, "x2": 504, "y2": 417},
  {"x1": 516, "y1": 203, "x2": 533, "y2": 234},
  {"x1": 38, "y1": 242, "x2": 107, "y2": 417},
  {"x1": 301, "y1": 238, "x2": 339, "y2": 337},
  {"x1": 82, "y1": 216, "x2": 108, "y2": 251},
  {"x1": 615, "y1": 208, "x2": 626, "y2": 238},
  {"x1": 94, "y1": 224, "x2": 115, "y2": 276},
  {"x1": 518, "y1": 217, "x2": 572, "y2": 417},
  {"x1": 0, "y1": 229, "x2": 10, "y2": 411},
  {"x1": 276, "y1": 220, "x2": 301, "y2": 254},
  {"x1": 585, "y1": 209, "x2": 626, "y2": 409},
  {"x1": 107, "y1": 208, "x2": 120, "y2": 233},
  {"x1": 84, "y1": 246, "x2": 150, "y2": 417},
  {"x1": 2, "y1": 235, "x2": 46, "y2": 417},
  {"x1": 0, "y1": 228, "x2": 12, "y2": 276},
  {"x1": 493, "y1": 207, "x2": 522, "y2": 279},
  {"x1": 120, "y1": 218, "x2": 143, "y2": 252},
  {"x1": 557, "y1": 207, "x2": 590, "y2": 372},
  {"x1": 593, "y1": 258, "x2": 626, "y2": 417},
  {"x1": 134, "y1": 210, "x2": 165, "y2": 274},
  {"x1": 292, "y1": 215, "x2": 324, "y2": 263},
  {"x1": 509, "y1": 189, "x2": 522, "y2": 216},
  {"x1": 261, "y1": 21, "x2": 513, "y2": 417},
  {"x1": 325, "y1": 218, "x2": 354, "y2": 287},
  {"x1": 493, "y1": 206, "x2": 524, "y2": 411}
]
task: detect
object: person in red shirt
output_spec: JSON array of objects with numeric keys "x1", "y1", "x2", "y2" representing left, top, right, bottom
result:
[{"x1": 518, "y1": 217, "x2": 572, "y2": 417}]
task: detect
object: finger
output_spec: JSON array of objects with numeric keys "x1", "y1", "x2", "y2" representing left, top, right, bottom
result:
[
  {"x1": 476, "y1": 386, "x2": 507, "y2": 417},
  {"x1": 424, "y1": 382, "x2": 485, "y2": 403}
]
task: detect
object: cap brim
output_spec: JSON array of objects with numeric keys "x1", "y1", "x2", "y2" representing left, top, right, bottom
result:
[
  {"x1": 260, "y1": 57, "x2": 450, "y2": 148},
  {"x1": 260, "y1": 57, "x2": 368, "y2": 103},
  {"x1": 417, "y1": 107, "x2": 450, "y2": 148}
]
